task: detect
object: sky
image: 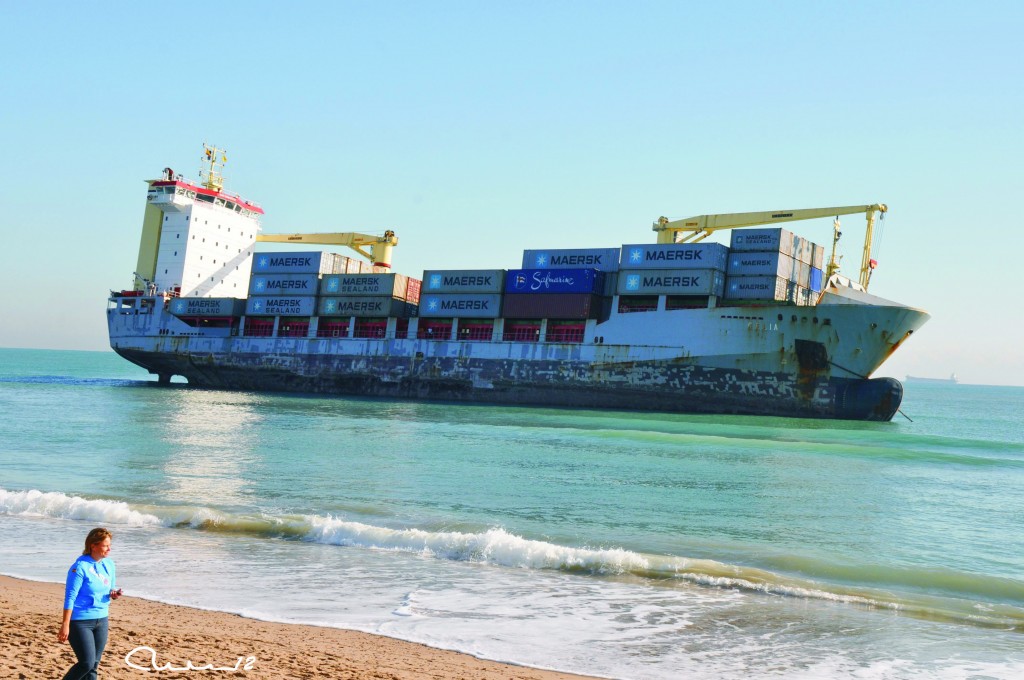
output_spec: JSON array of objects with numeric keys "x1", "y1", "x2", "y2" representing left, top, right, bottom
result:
[{"x1": 1, "y1": 1, "x2": 1021, "y2": 385}]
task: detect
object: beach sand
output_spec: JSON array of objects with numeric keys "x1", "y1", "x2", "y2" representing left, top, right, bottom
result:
[{"x1": 0, "y1": 576, "x2": 599, "y2": 679}]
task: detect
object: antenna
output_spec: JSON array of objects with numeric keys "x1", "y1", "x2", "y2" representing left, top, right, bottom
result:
[{"x1": 199, "y1": 142, "x2": 227, "y2": 191}]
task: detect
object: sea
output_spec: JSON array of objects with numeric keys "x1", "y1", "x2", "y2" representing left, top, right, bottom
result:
[{"x1": 1, "y1": 347, "x2": 1022, "y2": 679}]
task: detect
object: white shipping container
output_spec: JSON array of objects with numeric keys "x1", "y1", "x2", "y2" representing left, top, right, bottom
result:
[{"x1": 812, "y1": 244, "x2": 825, "y2": 270}]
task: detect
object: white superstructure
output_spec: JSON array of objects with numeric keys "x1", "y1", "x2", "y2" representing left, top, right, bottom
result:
[{"x1": 133, "y1": 146, "x2": 263, "y2": 298}]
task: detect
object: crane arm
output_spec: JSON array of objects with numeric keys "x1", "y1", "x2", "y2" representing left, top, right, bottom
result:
[
  {"x1": 652, "y1": 204, "x2": 887, "y2": 290},
  {"x1": 256, "y1": 230, "x2": 398, "y2": 268}
]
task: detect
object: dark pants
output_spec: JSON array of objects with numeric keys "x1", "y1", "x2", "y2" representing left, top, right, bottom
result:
[{"x1": 62, "y1": 617, "x2": 108, "y2": 680}]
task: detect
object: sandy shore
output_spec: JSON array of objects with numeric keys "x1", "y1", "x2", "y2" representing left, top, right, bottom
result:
[{"x1": 0, "y1": 575, "x2": 600, "y2": 679}]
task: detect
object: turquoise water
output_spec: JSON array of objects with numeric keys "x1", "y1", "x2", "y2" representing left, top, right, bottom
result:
[{"x1": 1, "y1": 348, "x2": 1022, "y2": 678}]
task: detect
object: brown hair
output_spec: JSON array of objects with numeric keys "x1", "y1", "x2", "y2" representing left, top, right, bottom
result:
[{"x1": 83, "y1": 527, "x2": 113, "y2": 555}]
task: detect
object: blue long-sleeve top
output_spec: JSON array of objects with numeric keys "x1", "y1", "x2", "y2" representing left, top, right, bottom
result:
[{"x1": 63, "y1": 555, "x2": 116, "y2": 620}]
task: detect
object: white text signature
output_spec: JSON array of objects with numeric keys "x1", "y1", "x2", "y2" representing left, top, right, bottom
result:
[{"x1": 125, "y1": 646, "x2": 257, "y2": 672}]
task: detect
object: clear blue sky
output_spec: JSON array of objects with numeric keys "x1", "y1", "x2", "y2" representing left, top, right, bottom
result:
[{"x1": 1, "y1": 2, "x2": 1021, "y2": 385}]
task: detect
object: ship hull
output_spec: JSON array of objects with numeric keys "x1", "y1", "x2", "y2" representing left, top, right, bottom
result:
[{"x1": 112, "y1": 344, "x2": 903, "y2": 421}]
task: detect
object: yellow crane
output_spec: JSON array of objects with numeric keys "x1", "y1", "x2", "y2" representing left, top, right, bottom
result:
[
  {"x1": 652, "y1": 204, "x2": 887, "y2": 290},
  {"x1": 256, "y1": 230, "x2": 399, "y2": 268}
]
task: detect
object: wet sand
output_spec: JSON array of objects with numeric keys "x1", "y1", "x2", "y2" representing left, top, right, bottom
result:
[{"x1": 0, "y1": 575, "x2": 600, "y2": 679}]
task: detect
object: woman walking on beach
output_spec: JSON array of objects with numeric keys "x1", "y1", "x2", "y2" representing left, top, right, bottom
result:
[{"x1": 58, "y1": 527, "x2": 121, "y2": 680}]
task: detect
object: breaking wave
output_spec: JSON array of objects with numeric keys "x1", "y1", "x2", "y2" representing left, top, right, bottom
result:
[{"x1": 3, "y1": 487, "x2": 1023, "y2": 631}]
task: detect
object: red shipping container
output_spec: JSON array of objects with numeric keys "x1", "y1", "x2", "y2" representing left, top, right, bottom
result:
[{"x1": 501, "y1": 293, "x2": 601, "y2": 320}]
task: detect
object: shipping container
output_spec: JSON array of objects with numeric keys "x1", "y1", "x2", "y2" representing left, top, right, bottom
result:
[
  {"x1": 617, "y1": 295, "x2": 659, "y2": 313},
  {"x1": 277, "y1": 318, "x2": 310, "y2": 338},
  {"x1": 545, "y1": 320, "x2": 586, "y2": 343},
  {"x1": 502, "y1": 293, "x2": 602, "y2": 320},
  {"x1": 722, "y1": 276, "x2": 789, "y2": 301},
  {"x1": 619, "y1": 243, "x2": 728, "y2": 270},
  {"x1": 249, "y1": 273, "x2": 320, "y2": 296},
  {"x1": 521, "y1": 248, "x2": 621, "y2": 272},
  {"x1": 729, "y1": 228, "x2": 795, "y2": 256},
  {"x1": 726, "y1": 251, "x2": 797, "y2": 279},
  {"x1": 809, "y1": 267, "x2": 824, "y2": 292},
  {"x1": 320, "y1": 273, "x2": 408, "y2": 297},
  {"x1": 423, "y1": 269, "x2": 506, "y2": 294},
  {"x1": 353, "y1": 318, "x2": 388, "y2": 339},
  {"x1": 405, "y1": 278, "x2": 422, "y2": 304},
  {"x1": 503, "y1": 321, "x2": 541, "y2": 342},
  {"x1": 252, "y1": 251, "x2": 335, "y2": 275},
  {"x1": 665, "y1": 296, "x2": 711, "y2": 310},
  {"x1": 418, "y1": 319, "x2": 453, "y2": 340},
  {"x1": 504, "y1": 268, "x2": 605, "y2": 294},
  {"x1": 169, "y1": 297, "x2": 245, "y2": 317},
  {"x1": 419, "y1": 293, "x2": 503, "y2": 318},
  {"x1": 243, "y1": 317, "x2": 274, "y2": 337},
  {"x1": 316, "y1": 318, "x2": 350, "y2": 338},
  {"x1": 455, "y1": 319, "x2": 496, "y2": 341},
  {"x1": 792, "y1": 260, "x2": 811, "y2": 286},
  {"x1": 812, "y1": 244, "x2": 825, "y2": 270},
  {"x1": 617, "y1": 268, "x2": 725, "y2": 296},
  {"x1": 793, "y1": 286, "x2": 814, "y2": 307},
  {"x1": 245, "y1": 296, "x2": 317, "y2": 316},
  {"x1": 318, "y1": 296, "x2": 406, "y2": 317}
]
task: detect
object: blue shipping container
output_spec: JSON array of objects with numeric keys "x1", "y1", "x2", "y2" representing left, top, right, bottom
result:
[
  {"x1": 249, "y1": 273, "x2": 320, "y2": 295},
  {"x1": 423, "y1": 269, "x2": 505, "y2": 294},
  {"x1": 521, "y1": 248, "x2": 621, "y2": 272},
  {"x1": 504, "y1": 268, "x2": 604, "y2": 294},
  {"x1": 619, "y1": 243, "x2": 729, "y2": 270},
  {"x1": 170, "y1": 297, "x2": 245, "y2": 317},
  {"x1": 245, "y1": 296, "x2": 317, "y2": 316},
  {"x1": 419, "y1": 294, "x2": 503, "y2": 318},
  {"x1": 252, "y1": 251, "x2": 331, "y2": 274},
  {"x1": 617, "y1": 269, "x2": 725, "y2": 296}
]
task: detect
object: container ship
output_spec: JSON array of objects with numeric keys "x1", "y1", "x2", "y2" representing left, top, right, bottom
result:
[
  {"x1": 108, "y1": 147, "x2": 930, "y2": 421},
  {"x1": 905, "y1": 374, "x2": 959, "y2": 385}
]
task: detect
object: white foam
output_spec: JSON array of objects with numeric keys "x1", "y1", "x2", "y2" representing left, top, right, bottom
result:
[
  {"x1": 0, "y1": 488, "x2": 162, "y2": 526},
  {"x1": 305, "y1": 517, "x2": 649, "y2": 573}
]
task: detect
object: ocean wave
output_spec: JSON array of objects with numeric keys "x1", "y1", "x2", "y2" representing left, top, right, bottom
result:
[
  {"x1": 0, "y1": 488, "x2": 162, "y2": 525},
  {"x1": 3, "y1": 487, "x2": 1023, "y2": 630}
]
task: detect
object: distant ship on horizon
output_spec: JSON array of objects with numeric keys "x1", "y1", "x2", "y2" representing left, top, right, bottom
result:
[{"x1": 905, "y1": 373, "x2": 959, "y2": 384}]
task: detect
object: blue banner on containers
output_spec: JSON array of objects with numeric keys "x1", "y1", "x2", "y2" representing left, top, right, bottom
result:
[
  {"x1": 169, "y1": 298, "x2": 244, "y2": 317},
  {"x1": 419, "y1": 294, "x2": 503, "y2": 318},
  {"x1": 423, "y1": 270, "x2": 505, "y2": 294},
  {"x1": 617, "y1": 269, "x2": 725, "y2": 296},
  {"x1": 619, "y1": 243, "x2": 728, "y2": 270},
  {"x1": 809, "y1": 267, "x2": 824, "y2": 292},
  {"x1": 249, "y1": 274, "x2": 321, "y2": 295},
  {"x1": 521, "y1": 248, "x2": 620, "y2": 272},
  {"x1": 245, "y1": 296, "x2": 317, "y2": 316},
  {"x1": 504, "y1": 268, "x2": 604, "y2": 294},
  {"x1": 252, "y1": 251, "x2": 330, "y2": 274}
]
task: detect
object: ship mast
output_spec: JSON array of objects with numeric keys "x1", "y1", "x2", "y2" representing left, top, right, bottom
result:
[{"x1": 199, "y1": 142, "x2": 227, "y2": 192}]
